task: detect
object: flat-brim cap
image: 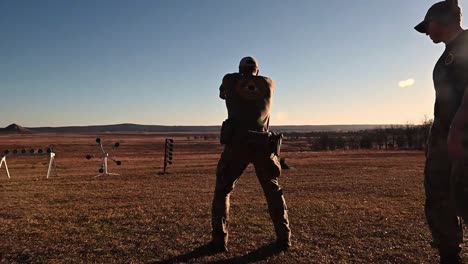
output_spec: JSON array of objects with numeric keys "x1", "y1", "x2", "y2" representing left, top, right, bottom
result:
[
  {"x1": 415, "y1": 20, "x2": 429, "y2": 34},
  {"x1": 415, "y1": 1, "x2": 461, "y2": 33}
]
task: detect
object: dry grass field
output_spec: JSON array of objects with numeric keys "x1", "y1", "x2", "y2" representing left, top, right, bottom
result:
[{"x1": 0, "y1": 133, "x2": 459, "y2": 263}]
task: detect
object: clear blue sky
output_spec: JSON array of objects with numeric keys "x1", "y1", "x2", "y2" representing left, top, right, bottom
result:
[{"x1": 0, "y1": 0, "x2": 462, "y2": 127}]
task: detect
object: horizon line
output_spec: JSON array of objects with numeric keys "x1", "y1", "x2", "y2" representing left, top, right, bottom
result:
[{"x1": 2, "y1": 122, "x2": 425, "y2": 129}]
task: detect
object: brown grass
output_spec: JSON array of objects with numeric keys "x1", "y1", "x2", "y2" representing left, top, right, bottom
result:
[{"x1": 0, "y1": 133, "x2": 453, "y2": 263}]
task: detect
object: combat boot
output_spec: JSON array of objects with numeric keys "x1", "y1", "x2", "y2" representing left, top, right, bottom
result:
[
  {"x1": 207, "y1": 241, "x2": 228, "y2": 254},
  {"x1": 275, "y1": 240, "x2": 291, "y2": 252}
]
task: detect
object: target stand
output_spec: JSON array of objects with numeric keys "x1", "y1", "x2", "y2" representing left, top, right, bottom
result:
[
  {"x1": 1, "y1": 148, "x2": 58, "y2": 179},
  {"x1": 46, "y1": 151, "x2": 58, "y2": 179},
  {"x1": 0, "y1": 155, "x2": 10, "y2": 178},
  {"x1": 86, "y1": 138, "x2": 122, "y2": 178}
]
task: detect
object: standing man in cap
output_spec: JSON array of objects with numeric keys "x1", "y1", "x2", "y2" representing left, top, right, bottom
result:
[
  {"x1": 415, "y1": 0, "x2": 468, "y2": 263},
  {"x1": 209, "y1": 57, "x2": 291, "y2": 253}
]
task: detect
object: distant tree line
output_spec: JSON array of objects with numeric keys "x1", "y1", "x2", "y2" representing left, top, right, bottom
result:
[
  {"x1": 284, "y1": 120, "x2": 433, "y2": 151},
  {"x1": 186, "y1": 135, "x2": 219, "y2": 141}
]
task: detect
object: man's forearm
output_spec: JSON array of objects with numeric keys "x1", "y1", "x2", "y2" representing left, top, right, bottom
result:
[
  {"x1": 219, "y1": 83, "x2": 226, "y2": 99},
  {"x1": 448, "y1": 109, "x2": 467, "y2": 160},
  {"x1": 450, "y1": 86, "x2": 468, "y2": 132},
  {"x1": 447, "y1": 86, "x2": 468, "y2": 159}
]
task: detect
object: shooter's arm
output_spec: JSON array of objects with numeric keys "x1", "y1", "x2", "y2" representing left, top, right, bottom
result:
[{"x1": 448, "y1": 85, "x2": 468, "y2": 159}]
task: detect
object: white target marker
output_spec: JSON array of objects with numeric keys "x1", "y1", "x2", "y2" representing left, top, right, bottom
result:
[
  {"x1": 0, "y1": 154, "x2": 10, "y2": 179},
  {"x1": 86, "y1": 138, "x2": 122, "y2": 178},
  {"x1": 46, "y1": 149, "x2": 58, "y2": 179}
]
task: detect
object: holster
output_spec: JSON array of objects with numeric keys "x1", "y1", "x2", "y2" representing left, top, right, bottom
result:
[
  {"x1": 220, "y1": 119, "x2": 235, "y2": 145},
  {"x1": 268, "y1": 132, "x2": 284, "y2": 156},
  {"x1": 245, "y1": 130, "x2": 283, "y2": 156},
  {"x1": 220, "y1": 119, "x2": 283, "y2": 156}
]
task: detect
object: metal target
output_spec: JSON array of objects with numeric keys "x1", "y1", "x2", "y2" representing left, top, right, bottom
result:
[
  {"x1": 0, "y1": 146, "x2": 57, "y2": 179},
  {"x1": 163, "y1": 139, "x2": 174, "y2": 175},
  {"x1": 86, "y1": 138, "x2": 122, "y2": 177}
]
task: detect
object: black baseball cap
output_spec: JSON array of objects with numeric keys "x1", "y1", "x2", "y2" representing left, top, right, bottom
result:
[{"x1": 415, "y1": 1, "x2": 462, "y2": 33}]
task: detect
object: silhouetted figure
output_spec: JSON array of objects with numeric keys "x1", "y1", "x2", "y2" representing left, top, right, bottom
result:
[
  {"x1": 415, "y1": 1, "x2": 468, "y2": 263},
  {"x1": 209, "y1": 57, "x2": 291, "y2": 253}
]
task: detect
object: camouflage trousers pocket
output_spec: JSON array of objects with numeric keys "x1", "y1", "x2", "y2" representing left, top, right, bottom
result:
[
  {"x1": 424, "y1": 159, "x2": 452, "y2": 197},
  {"x1": 270, "y1": 154, "x2": 282, "y2": 178},
  {"x1": 216, "y1": 148, "x2": 234, "y2": 176}
]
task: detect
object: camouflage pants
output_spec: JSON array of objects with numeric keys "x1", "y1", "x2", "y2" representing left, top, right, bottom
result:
[
  {"x1": 425, "y1": 133, "x2": 468, "y2": 255},
  {"x1": 211, "y1": 143, "x2": 291, "y2": 246}
]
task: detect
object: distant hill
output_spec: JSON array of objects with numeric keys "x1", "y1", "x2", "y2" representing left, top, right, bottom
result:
[
  {"x1": 28, "y1": 123, "x2": 219, "y2": 133},
  {"x1": 0, "y1": 124, "x2": 33, "y2": 134},
  {"x1": 23, "y1": 123, "x2": 389, "y2": 133}
]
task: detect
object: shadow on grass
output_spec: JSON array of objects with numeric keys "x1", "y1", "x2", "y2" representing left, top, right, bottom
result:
[
  {"x1": 156, "y1": 242, "x2": 284, "y2": 264},
  {"x1": 208, "y1": 242, "x2": 284, "y2": 264},
  {"x1": 154, "y1": 243, "x2": 219, "y2": 264}
]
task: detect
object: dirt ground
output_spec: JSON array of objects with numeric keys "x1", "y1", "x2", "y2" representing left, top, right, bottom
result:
[{"x1": 0, "y1": 133, "x2": 460, "y2": 263}]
